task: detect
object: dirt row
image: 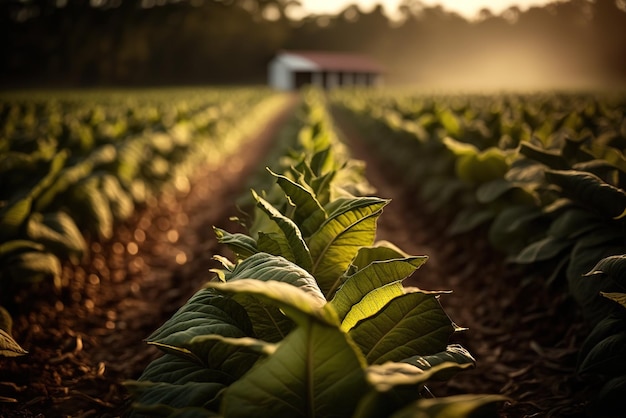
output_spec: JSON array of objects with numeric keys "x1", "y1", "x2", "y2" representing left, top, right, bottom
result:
[{"x1": 1, "y1": 95, "x2": 590, "y2": 417}]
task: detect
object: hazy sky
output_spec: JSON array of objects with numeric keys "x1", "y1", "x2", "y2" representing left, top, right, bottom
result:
[{"x1": 296, "y1": 0, "x2": 552, "y2": 20}]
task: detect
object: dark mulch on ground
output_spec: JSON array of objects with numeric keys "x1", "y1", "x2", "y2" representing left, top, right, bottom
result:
[{"x1": 1, "y1": 97, "x2": 595, "y2": 417}]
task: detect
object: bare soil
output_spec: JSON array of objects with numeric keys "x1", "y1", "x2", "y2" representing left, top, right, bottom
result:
[{"x1": 1, "y1": 94, "x2": 593, "y2": 417}]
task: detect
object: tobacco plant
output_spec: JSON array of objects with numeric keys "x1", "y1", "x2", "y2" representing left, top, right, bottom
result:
[{"x1": 127, "y1": 91, "x2": 505, "y2": 417}]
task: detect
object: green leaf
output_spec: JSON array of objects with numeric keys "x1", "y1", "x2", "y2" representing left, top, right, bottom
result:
[
  {"x1": 5, "y1": 250, "x2": 62, "y2": 286},
  {"x1": 223, "y1": 253, "x2": 325, "y2": 304},
  {"x1": 585, "y1": 255, "x2": 626, "y2": 286},
  {"x1": 0, "y1": 329, "x2": 27, "y2": 357},
  {"x1": 601, "y1": 292, "x2": 626, "y2": 309},
  {"x1": 349, "y1": 242, "x2": 411, "y2": 272},
  {"x1": 330, "y1": 256, "x2": 428, "y2": 322},
  {"x1": 126, "y1": 380, "x2": 225, "y2": 414},
  {"x1": 252, "y1": 190, "x2": 313, "y2": 272},
  {"x1": 207, "y1": 278, "x2": 333, "y2": 328},
  {"x1": 349, "y1": 289, "x2": 455, "y2": 365},
  {"x1": 0, "y1": 150, "x2": 68, "y2": 241},
  {"x1": 341, "y1": 282, "x2": 406, "y2": 332},
  {"x1": 578, "y1": 315, "x2": 626, "y2": 369},
  {"x1": 512, "y1": 236, "x2": 572, "y2": 264},
  {"x1": 70, "y1": 176, "x2": 113, "y2": 240},
  {"x1": 35, "y1": 146, "x2": 115, "y2": 212},
  {"x1": 578, "y1": 332, "x2": 626, "y2": 376},
  {"x1": 147, "y1": 288, "x2": 254, "y2": 359},
  {"x1": 447, "y1": 208, "x2": 495, "y2": 236},
  {"x1": 309, "y1": 197, "x2": 389, "y2": 298},
  {"x1": 100, "y1": 174, "x2": 134, "y2": 221},
  {"x1": 271, "y1": 169, "x2": 327, "y2": 237},
  {"x1": 217, "y1": 253, "x2": 326, "y2": 342},
  {"x1": 220, "y1": 315, "x2": 368, "y2": 418},
  {"x1": 355, "y1": 363, "x2": 477, "y2": 418},
  {"x1": 26, "y1": 211, "x2": 87, "y2": 263},
  {"x1": 400, "y1": 344, "x2": 475, "y2": 381},
  {"x1": 213, "y1": 227, "x2": 258, "y2": 259},
  {"x1": 519, "y1": 142, "x2": 569, "y2": 170},
  {"x1": 545, "y1": 169, "x2": 626, "y2": 219}
]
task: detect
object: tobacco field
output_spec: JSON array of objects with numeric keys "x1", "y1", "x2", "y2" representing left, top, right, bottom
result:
[{"x1": 1, "y1": 86, "x2": 625, "y2": 418}]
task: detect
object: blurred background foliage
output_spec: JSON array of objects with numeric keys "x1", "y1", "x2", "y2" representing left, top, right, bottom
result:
[{"x1": 1, "y1": 0, "x2": 625, "y2": 88}]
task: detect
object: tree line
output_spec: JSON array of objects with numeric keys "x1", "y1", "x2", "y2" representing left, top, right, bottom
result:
[{"x1": 1, "y1": 0, "x2": 625, "y2": 88}]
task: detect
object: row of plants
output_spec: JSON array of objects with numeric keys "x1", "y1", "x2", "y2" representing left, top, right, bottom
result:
[
  {"x1": 331, "y1": 88, "x2": 626, "y2": 416},
  {"x1": 125, "y1": 88, "x2": 507, "y2": 417},
  {"x1": 0, "y1": 88, "x2": 289, "y2": 359}
]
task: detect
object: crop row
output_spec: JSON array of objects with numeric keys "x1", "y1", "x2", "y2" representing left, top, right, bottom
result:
[
  {"x1": 125, "y1": 88, "x2": 507, "y2": 417},
  {"x1": 0, "y1": 88, "x2": 289, "y2": 358},
  {"x1": 331, "y1": 89, "x2": 626, "y2": 416}
]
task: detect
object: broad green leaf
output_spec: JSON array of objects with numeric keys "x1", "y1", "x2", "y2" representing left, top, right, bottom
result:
[
  {"x1": 0, "y1": 150, "x2": 68, "y2": 240},
  {"x1": 442, "y1": 137, "x2": 478, "y2": 158},
  {"x1": 147, "y1": 289, "x2": 254, "y2": 358},
  {"x1": 220, "y1": 317, "x2": 368, "y2": 418},
  {"x1": 519, "y1": 142, "x2": 569, "y2": 170},
  {"x1": 223, "y1": 253, "x2": 325, "y2": 304},
  {"x1": 341, "y1": 282, "x2": 406, "y2": 332},
  {"x1": 70, "y1": 176, "x2": 113, "y2": 240},
  {"x1": 330, "y1": 256, "x2": 428, "y2": 322},
  {"x1": 447, "y1": 208, "x2": 495, "y2": 236},
  {"x1": 512, "y1": 236, "x2": 572, "y2": 264},
  {"x1": 585, "y1": 255, "x2": 626, "y2": 284},
  {"x1": 213, "y1": 227, "x2": 258, "y2": 259},
  {"x1": 0, "y1": 240, "x2": 45, "y2": 258},
  {"x1": 252, "y1": 190, "x2": 313, "y2": 272},
  {"x1": 271, "y1": 169, "x2": 327, "y2": 237},
  {"x1": 100, "y1": 174, "x2": 134, "y2": 221},
  {"x1": 350, "y1": 241, "x2": 412, "y2": 272},
  {"x1": 310, "y1": 170, "x2": 336, "y2": 206},
  {"x1": 257, "y1": 231, "x2": 294, "y2": 261},
  {"x1": 0, "y1": 329, "x2": 27, "y2": 357},
  {"x1": 400, "y1": 344, "x2": 475, "y2": 381},
  {"x1": 0, "y1": 307, "x2": 12, "y2": 334},
  {"x1": 5, "y1": 250, "x2": 62, "y2": 286},
  {"x1": 488, "y1": 205, "x2": 545, "y2": 255},
  {"x1": 547, "y1": 208, "x2": 601, "y2": 240},
  {"x1": 545, "y1": 169, "x2": 626, "y2": 219},
  {"x1": 391, "y1": 394, "x2": 508, "y2": 418},
  {"x1": 138, "y1": 353, "x2": 226, "y2": 385},
  {"x1": 578, "y1": 315, "x2": 626, "y2": 369},
  {"x1": 26, "y1": 211, "x2": 87, "y2": 263},
  {"x1": 221, "y1": 260, "x2": 312, "y2": 343},
  {"x1": 365, "y1": 362, "x2": 473, "y2": 393},
  {"x1": 350, "y1": 289, "x2": 455, "y2": 365},
  {"x1": 35, "y1": 146, "x2": 115, "y2": 212},
  {"x1": 355, "y1": 362, "x2": 475, "y2": 418},
  {"x1": 126, "y1": 380, "x2": 224, "y2": 415},
  {"x1": 578, "y1": 332, "x2": 626, "y2": 375},
  {"x1": 601, "y1": 292, "x2": 626, "y2": 309},
  {"x1": 309, "y1": 197, "x2": 388, "y2": 297},
  {"x1": 207, "y1": 279, "x2": 333, "y2": 328}
]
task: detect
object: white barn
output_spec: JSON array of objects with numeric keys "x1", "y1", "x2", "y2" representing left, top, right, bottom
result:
[{"x1": 268, "y1": 50, "x2": 384, "y2": 91}]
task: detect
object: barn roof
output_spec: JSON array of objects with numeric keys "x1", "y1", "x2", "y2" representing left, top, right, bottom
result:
[{"x1": 276, "y1": 50, "x2": 385, "y2": 73}]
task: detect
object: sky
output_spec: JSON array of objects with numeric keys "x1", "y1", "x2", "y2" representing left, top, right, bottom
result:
[{"x1": 295, "y1": 0, "x2": 552, "y2": 20}]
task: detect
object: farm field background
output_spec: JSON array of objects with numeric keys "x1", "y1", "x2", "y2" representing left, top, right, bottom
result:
[{"x1": 1, "y1": 85, "x2": 625, "y2": 417}]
